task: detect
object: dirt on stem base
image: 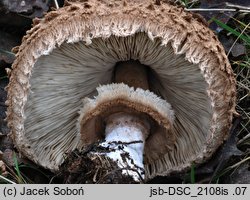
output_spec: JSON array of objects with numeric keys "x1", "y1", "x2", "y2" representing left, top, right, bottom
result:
[{"x1": 59, "y1": 141, "x2": 143, "y2": 184}]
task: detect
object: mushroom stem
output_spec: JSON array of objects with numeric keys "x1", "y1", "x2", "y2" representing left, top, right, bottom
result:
[
  {"x1": 114, "y1": 60, "x2": 149, "y2": 90},
  {"x1": 98, "y1": 60, "x2": 150, "y2": 181},
  {"x1": 100, "y1": 112, "x2": 150, "y2": 181}
]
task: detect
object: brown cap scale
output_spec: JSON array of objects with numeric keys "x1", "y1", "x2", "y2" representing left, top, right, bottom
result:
[{"x1": 6, "y1": 0, "x2": 236, "y2": 180}]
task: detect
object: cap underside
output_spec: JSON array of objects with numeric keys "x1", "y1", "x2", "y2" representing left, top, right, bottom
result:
[{"x1": 24, "y1": 32, "x2": 212, "y2": 177}]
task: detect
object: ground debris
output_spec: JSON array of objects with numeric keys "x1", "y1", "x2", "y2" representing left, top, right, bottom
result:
[
  {"x1": 221, "y1": 157, "x2": 250, "y2": 183},
  {"x1": 59, "y1": 142, "x2": 141, "y2": 184}
]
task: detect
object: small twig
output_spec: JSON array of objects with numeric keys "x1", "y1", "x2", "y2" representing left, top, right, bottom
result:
[
  {"x1": 49, "y1": 174, "x2": 58, "y2": 184},
  {"x1": 240, "y1": 121, "x2": 250, "y2": 135},
  {"x1": 107, "y1": 140, "x2": 143, "y2": 146},
  {"x1": 0, "y1": 49, "x2": 15, "y2": 56},
  {"x1": 239, "y1": 93, "x2": 249, "y2": 101},
  {"x1": 0, "y1": 175, "x2": 16, "y2": 184},
  {"x1": 209, "y1": 117, "x2": 241, "y2": 183},
  {"x1": 238, "y1": 133, "x2": 250, "y2": 145},
  {"x1": 53, "y1": 0, "x2": 59, "y2": 9},
  {"x1": 227, "y1": 156, "x2": 250, "y2": 170},
  {"x1": 225, "y1": 3, "x2": 250, "y2": 11},
  {"x1": 185, "y1": 8, "x2": 250, "y2": 13}
]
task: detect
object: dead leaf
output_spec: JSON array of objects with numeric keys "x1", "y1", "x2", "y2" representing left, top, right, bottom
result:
[
  {"x1": 219, "y1": 34, "x2": 247, "y2": 57},
  {"x1": 195, "y1": 117, "x2": 243, "y2": 181},
  {"x1": 1, "y1": 0, "x2": 49, "y2": 18},
  {"x1": 218, "y1": 154, "x2": 250, "y2": 183},
  {"x1": 0, "y1": 30, "x2": 20, "y2": 64},
  {"x1": 198, "y1": 1, "x2": 250, "y2": 32}
]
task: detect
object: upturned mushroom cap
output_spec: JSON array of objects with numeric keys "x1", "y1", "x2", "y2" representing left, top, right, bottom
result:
[{"x1": 6, "y1": 0, "x2": 236, "y2": 179}]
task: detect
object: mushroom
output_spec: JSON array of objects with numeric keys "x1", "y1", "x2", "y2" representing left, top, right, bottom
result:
[
  {"x1": 6, "y1": 0, "x2": 236, "y2": 182},
  {"x1": 77, "y1": 60, "x2": 175, "y2": 181}
]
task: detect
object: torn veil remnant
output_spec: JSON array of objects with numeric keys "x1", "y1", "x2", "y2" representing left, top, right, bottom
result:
[{"x1": 6, "y1": 0, "x2": 236, "y2": 182}]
